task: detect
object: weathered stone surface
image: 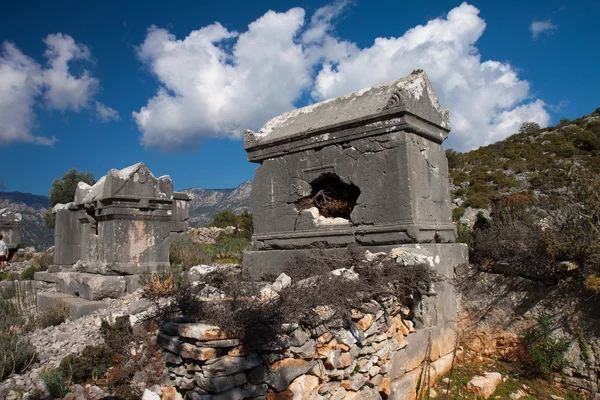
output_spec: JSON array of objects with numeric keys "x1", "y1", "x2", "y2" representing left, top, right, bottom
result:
[
  {"x1": 267, "y1": 358, "x2": 317, "y2": 392},
  {"x1": 203, "y1": 354, "x2": 262, "y2": 377},
  {"x1": 289, "y1": 339, "x2": 316, "y2": 359},
  {"x1": 180, "y1": 344, "x2": 219, "y2": 361},
  {"x1": 78, "y1": 274, "x2": 127, "y2": 300},
  {"x1": 466, "y1": 372, "x2": 502, "y2": 399},
  {"x1": 128, "y1": 298, "x2": 153, "y2": 315},
  {"x1": 178, "y1": 323, "x2": 229, "y2": 341}
]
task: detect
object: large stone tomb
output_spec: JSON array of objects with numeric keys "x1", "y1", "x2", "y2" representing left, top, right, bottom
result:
[
  {"x1": 37, "y1": 162, "x2": 190, "y2": 303},
  {"x1": 243, "y1": 70, "x2": 463, "y2": 278}
]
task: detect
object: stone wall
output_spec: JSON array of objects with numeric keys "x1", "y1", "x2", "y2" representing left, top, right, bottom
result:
[
  {"x1": 158, "y1": 243, "x2": 467, "y2": 399},
  {"x1": 158, "y1": 297, "x2": 457, "y2": 400}
]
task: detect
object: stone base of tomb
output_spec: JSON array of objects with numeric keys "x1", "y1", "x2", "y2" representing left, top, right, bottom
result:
[
  {"x1": 34, "y1": 271, "x2": 141, "y2": 301},
  {"x1": 37, "y1": 292, "x2": 108, "y2": 320},
  {"x1": 244, "y1": 243, "x2": 467, "y2": 349},
  {"x1": 243, "y1": 242, "x2": 468, "y2": 281}
]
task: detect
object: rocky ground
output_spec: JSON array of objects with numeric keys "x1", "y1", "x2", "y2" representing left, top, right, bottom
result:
[
  {"x1": 0, "y1": 290, "x2": 164, "y2": 400},
  {"x1": 430, "y1": 357, "x2": 589, "y2": 400}
]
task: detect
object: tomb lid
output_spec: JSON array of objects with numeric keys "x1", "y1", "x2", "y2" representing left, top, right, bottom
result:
[
  {"x1": 244, "y1": 70, "x2": 450, "y2": 150},
  {"x1": 78, "y1": 162, "x2": 174, "y2": 204}
]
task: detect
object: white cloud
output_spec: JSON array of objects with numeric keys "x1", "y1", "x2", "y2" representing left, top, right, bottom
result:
[
  {"x1": 135, "y1": 2, "x2": 550, "y2": 152},
  {"x1": 42, "y1": 33, "x2": 99, "y2": 111},
  {"x1": 0, "y1": 33, "x2": 112, "y2": 146},
  {"x1": 95, "y1": 101, "x2": 120, "y2": 122},
  {"x1": 530, "y1": 19, "x2": 558, "y2": 39},
  {"x1": 134, "y1": 8, "x2": 314, "y2": 150}
]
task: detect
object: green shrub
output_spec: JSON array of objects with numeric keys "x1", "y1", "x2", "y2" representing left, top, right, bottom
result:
[
  {"x1": 20, "y1": 249, "x2": 52, "y2": 280},
  {"x1": 522, "y1": 315, "x2": 570, "y2": 376},
  {"x1": 208, "y1": 234, "x2": 252, "y2": 263},
  {"x1": 37, "y1": 300, "x2": 70, "y2": 328},
  {"x1": 211, "y1": 210, "x2": 239, "y2": 228},
  {"x1": 573, "y1": 130, "x2": 600, "y2": 152},
  {"x1": 40, "y1": 368, "x2": 67, "y2": 398},
  {"x1": 59, "y1": 345, "x2": 112, "y2": 383},
  {"x1": 0, "y1": 334, "x2": 36, "y2": 380},
  {"x1": 170, "y1": 239, "x2": 212, "y2": 267},
  {"x1": 59, "y1": 316, "x2": 132, "y2": 384},
  {"x1": 20, "y1": 266, "x2": 35, "y2": 281},
  {"x1": 452, "y1": 207, "x2": 465, "y2": 221},
  {"x1": 464, "y1": 194, "x2": 490, "y2": 209}
]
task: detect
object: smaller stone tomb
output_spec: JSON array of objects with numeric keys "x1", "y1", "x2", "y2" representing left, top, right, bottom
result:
[
  {"x1": 0, "y1": 208, "x2": 21, "y2": 260},
  {"x1": 243, "y1": 70, "x2": 458, "y2": 278},
  {"x1": 39, "y1": 162, "x2": 190, "y2": 300}
]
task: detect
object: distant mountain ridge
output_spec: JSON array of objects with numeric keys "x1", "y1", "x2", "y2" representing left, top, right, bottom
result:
[
  {"x1": 182, "y1": 180, "x2": 252, "y2": 227},
  {"x1": 0, "y1": 181, "x2": 253, "y2": 249}
]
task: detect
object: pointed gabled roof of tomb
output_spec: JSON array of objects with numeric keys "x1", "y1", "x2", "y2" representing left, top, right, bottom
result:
[
  {"x1": 76, "y1": 162, "x2": 173, "y2": 204},
  {"x1": 244, "y1": 70, "x2": 450, "y2": 150}
]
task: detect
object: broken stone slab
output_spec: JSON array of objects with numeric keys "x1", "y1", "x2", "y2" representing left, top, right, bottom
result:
[
  {"x1": 78, "y1": 274, "x2": 128, "y2": 300},
  {"x1": 33, "y1": 271, "x2": 59, "y2": 283},
  {"x1": 289, "y1": 339, "x2": 317, "y2": 359},
  {"x1": 202, "y1": 354, "x2": 262, "y2": 377},
  {"x1": 36, "y1": 292, "x2": 108, "y2": 320},
  {"x1": 161, "y1": 321, "x2": 230, "y2": 341},
  {"x1": 127, "y1": 299, "x2": 153, "y2": 315},
  {"x1": 466, "y1": 372, "x2": 502, "y2": 399},
  {"x1": 180, "y1": 344, "x2": 220, "y2": 361},
  {"x1": 199, "y1": 339, "x2": 241, "y2": 348},
  {"x1": 188, "y1": 265, "x2": 219, "y2": 282}
]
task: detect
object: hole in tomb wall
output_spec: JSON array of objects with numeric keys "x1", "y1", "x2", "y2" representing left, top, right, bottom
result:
[{"x1": 296, "y1": 174, "x2": 360, "y2": 220}]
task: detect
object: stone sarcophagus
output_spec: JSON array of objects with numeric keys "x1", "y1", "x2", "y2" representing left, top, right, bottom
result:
[
  {"x1": 52, "y1": 163, "x2": 190, "y2": 275},
  {"x1": 243, "y1": 70, "x2": 459, "y2": 277},
  {"x1": 39, "y1": 163, "x2": 191, "y2": 301}
]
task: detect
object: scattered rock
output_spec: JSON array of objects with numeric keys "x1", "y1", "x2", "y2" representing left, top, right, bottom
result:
[{"x1": 466, "y1": 372, "x2": 502, "y2": 399}]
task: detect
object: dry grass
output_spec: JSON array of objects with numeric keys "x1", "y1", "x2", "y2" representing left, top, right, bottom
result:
[{"x1": 38, "y1": 300, "x2": 70, "y2": 328}]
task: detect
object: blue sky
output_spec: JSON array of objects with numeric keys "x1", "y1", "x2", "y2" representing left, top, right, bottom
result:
[{"x1": 0, "y1": 0, "x2": 598, "y2": 196}]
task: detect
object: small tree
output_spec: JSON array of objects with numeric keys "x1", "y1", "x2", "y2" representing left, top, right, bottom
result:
[
  {"x1": 445, "y1": 148, "x2": 462, "y2": 169},
  {"x1": 518, "y1": 121, "x2": 542, "y2": 135},
  {"x1": 211, "y1": 210, "x2": 239, "y2": 228},
  {"x1": 42, "y1": 169, "x2": 96, "y2": 229}
]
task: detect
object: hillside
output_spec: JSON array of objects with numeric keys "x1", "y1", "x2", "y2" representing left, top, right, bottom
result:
[
  {"x1": 447, "y1": 107, "x2": 600, "y2": 210},
  {"x1": 0, "y1": 192, "x2": 53, "y2": 250}
]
